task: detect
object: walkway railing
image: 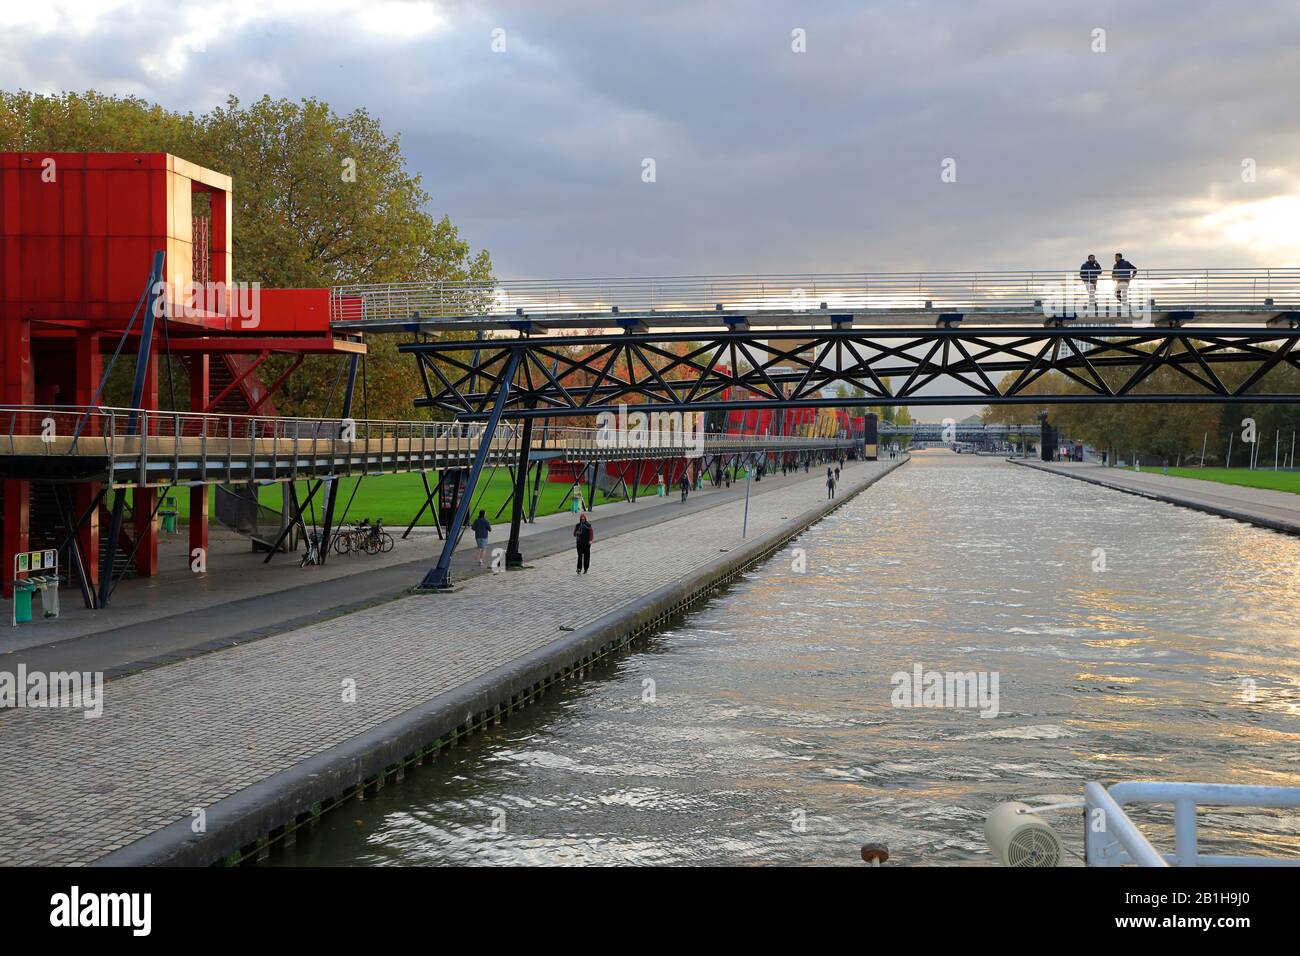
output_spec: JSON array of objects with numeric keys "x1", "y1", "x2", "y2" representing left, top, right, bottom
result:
[
  {"x1": 1085, "y1": 781, "x2": 1300, "y2": 867},
  {"x1": 0, "y1": 405, "x2": 515, "y2": 455},
  {"x1": 0, "y1": 406, "x2": 522, "y2": 487},
  {"x1": 1, "y1": 406, "x2": 860, "y2": 482},
  {"x1": 555, "y1": 427, "x2": 858, "y2": 461},
  {"x1": 331, "y1": 268, "x2": 1300, "y2": 325}
]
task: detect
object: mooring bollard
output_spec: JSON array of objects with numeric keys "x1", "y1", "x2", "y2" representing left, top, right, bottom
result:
[{"x1": 860, "y1": 842, "x2": 889, "y2": 866}]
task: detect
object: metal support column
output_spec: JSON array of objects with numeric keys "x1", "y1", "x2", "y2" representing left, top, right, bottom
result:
[
  {"x1": 99, "y1": 250, "x2": 164, "y2": 608},
  {"x1": 505, "y1": 413, "x2": 534, "y2": 568},
  {"x1": 319, "y1": 353, "x2": 360, "y2": 563},
  {"x1": 420, "y1": 349, "x2": 521, "y2": 589}
]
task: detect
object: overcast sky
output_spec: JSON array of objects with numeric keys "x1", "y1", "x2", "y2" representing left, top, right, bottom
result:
[{"x1": 4, "y1": 0, "x2": 1299, "y2": 418}]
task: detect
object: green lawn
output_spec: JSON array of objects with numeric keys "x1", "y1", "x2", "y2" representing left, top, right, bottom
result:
[
  {"x1": 1130, "y1": 466, "x2": 1300, "y2": 495},
  {"x1": 161, "y1": 466, "x2": 664, "y2": 526}
]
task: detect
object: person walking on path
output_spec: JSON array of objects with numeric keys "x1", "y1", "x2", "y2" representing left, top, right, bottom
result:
[
  {"x1": 1112, "y1": 253, "x2": 1137, "y2": 312},
  {"x1": 834, "y1": 465, "x2": 841, "y2": 483},
  {"x1": 1079, "y1": 254, "x2": 1102, "y2": 315},
  {"x1": 573, "y1": 512, "x2": 594, "y2": 574},
  {"x1": 471, "y1": 510, "x2": 492, "y2": 567},
  {"x1": 826, "y1": 471, "x2": 836, "y2": 499},
  {"x1": 680, "y1": 473, "x2": 691, "y2": 502}
]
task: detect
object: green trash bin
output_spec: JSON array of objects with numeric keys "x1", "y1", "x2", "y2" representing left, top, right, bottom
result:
[
  {"x1": 160, "y1": 496, "x2": 178, "y2": 533},
  {"x1": 13, "y1": 584, "x2": 33, "y2": 624}
]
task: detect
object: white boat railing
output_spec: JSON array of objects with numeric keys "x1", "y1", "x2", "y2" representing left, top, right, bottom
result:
[{"x1": 1084, "y1": 781, "x2": 1300, "y2": 867}]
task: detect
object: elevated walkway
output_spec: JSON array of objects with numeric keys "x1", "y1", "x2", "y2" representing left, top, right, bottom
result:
[
  {"x1": 0, "y1": 405, "x2": 860, "y2": 489},
  {"x1": 330, "y1": 268, "x2": 1300, "y2": 333}
]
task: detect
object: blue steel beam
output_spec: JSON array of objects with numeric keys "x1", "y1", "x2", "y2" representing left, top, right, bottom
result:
[{"x1": 420, "y1": 349, "x2": 522, "y2": 590}]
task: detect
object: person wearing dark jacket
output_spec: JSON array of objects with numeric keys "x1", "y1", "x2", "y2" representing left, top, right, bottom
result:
[
  {"x1": 680, "y1": 474, "x2": 691, "y2": 502},
  {"x1": 573, "y1": 513, "x2": 594, "y2": 574},
  {"x1": 471, "y1": 510, "x2": 491, "y2": 567},
  {"x1": 1112, "y1": 253, "x2": 1136, "y2": 311},
  {"x1": 1079, "y1": 255, "x2": 1102, "y2": 314}
]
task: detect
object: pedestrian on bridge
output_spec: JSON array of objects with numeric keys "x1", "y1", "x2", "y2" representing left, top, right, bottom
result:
[
  {"x1": 827, "y1": 471, "x2": 836, "y2": 499},
  {"x1": 472, "y1": 510, "x2": 492, "y2": 567},
  {"x1": 1079, "y1": 254, "x2": 1101, "y2": 314},
  {"x1": 573, "y1": 513, "x2": 594, "y2": 574},
  {"x1": 680, "y1": 473, "x2": 691, "y2": 502},
  {"x1": 1112, "y1": 253, "x2": 1137, "y2": 311}
]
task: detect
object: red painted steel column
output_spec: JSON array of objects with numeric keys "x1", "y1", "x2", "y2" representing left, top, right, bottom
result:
[
  {"x1": 132, "y1": 352, "x2": 159, "y2": 576},
  {"x1": 188, "y1": 354, "x2": 209, "y2": 565},
  {"x1": 2, "y1": 318, "x2": 32, "y2": 598}
]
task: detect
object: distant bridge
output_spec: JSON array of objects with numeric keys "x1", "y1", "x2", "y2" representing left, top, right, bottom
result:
[{"x1": 877, "y1": 422, "x2": 1039, "y2": 440}]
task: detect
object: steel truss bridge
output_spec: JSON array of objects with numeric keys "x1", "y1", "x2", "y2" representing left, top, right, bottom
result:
[
  {"x1": 327, "y1": 265, "x2": 1300, "y2": 587},
  {"x1": 330, "y1": 268, "x2": 1300, "y2": 588}
]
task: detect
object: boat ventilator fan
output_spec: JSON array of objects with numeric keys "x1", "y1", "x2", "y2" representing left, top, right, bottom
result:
[{"x1": 985, "y1": 802, "x2": 1065, "y2": 867}]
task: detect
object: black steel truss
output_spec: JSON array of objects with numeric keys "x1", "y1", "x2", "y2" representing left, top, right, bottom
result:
[{"x1": 401, "y1": 326, "x2": 1300, "y2": 420}]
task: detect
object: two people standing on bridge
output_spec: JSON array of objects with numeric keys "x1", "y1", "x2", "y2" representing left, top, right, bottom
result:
[{"x1": 1079, "y1": 253, "x2": 1137, "y2": 315}]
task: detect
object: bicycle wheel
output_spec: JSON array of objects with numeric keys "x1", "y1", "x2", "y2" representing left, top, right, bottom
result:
[
  {"x1": 379, "y1": 532, "x2": 394, "y2": 553},
  {"x1": 333, "y1": 532, "x2": 350, "y2": 555},
  {"x1": 364, "y1": 534, "x2": 381, "y2": 555}
]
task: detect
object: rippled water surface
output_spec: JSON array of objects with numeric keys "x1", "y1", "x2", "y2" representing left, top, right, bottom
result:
[{"x1": 276, "y1": 452, "x2": 1300, "y2": 866}]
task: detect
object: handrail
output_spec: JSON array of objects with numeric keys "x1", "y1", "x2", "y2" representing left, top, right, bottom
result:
[
  {"x1": 331, "y1": 267, "x2": 1300, "y2": 325},
  {"x1": 1085, "y1": 780, "x2": 1300, "y2": 867},
  {"x1": 0, "y1": 406, "x2": 859, "y2": 456}
]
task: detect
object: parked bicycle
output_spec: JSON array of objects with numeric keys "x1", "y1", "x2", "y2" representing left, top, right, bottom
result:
[
  {"x1": 361, "y1": 518, "x2": 394, "y2": 555},
  {"x1": 332, "y1": 520, "x2": 365, "y2": 555},
  {"x1": 300, "y1": 530, "x2": 323, "y2": 567},
  {"x1": 330, "y1": 518, "x2": 393, "y2": 556}
]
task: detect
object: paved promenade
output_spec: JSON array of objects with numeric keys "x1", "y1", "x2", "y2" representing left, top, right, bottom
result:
[
  {"x1": 1015, "y1": 460, "x2": 1300, "y2": 534},
  {"x1": 4, "y1": 465, "x2": 832, "y2": 674},
  {"x1": 0, "y1": 459, "x2": 902, "y2": 866}
]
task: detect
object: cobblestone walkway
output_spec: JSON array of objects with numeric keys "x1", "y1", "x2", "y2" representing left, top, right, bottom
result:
[{"x1": 0, "y1": 462, "x2": 896, "y2": 865}]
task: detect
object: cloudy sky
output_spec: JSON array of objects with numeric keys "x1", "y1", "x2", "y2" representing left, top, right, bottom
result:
[
  {"x1": 4, "y1": 0, "x2": 1300, "y2": 280},
  {"x1": 4, "y1": 1, "x2": 1299, "y2": 420}
]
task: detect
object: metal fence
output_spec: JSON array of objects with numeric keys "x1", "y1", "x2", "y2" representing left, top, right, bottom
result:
[
  {"x1": 0, "y1": 406, "x2": 522, "y2": 487},
  {"x1": 331, "y1": 268, "x2": 1300, "y2": 325},
  {"x1": 1, "y1": 406, "x2": 858, "y2": 479}
]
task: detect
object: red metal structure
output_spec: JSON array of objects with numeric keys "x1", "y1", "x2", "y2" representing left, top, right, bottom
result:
[{"x1": 1, "y1": 152, "x2": 364, "y2": 599}]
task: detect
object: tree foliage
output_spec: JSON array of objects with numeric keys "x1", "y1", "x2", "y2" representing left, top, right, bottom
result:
[{"x1": 981, "y1": 349, "x2": 1300, "y2": 465}]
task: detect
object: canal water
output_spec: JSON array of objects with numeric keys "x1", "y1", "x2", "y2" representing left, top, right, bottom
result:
[{"x1": 275, "y1": 451, "x2": 1300, "y2": 866}]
